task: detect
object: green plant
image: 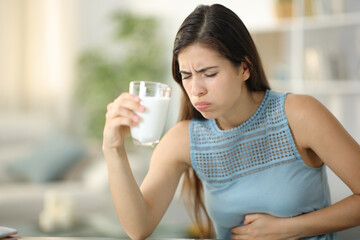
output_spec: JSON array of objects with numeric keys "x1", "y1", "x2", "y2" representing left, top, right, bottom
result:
[{"x1": 76, "y1": 11, "x2": 167, "y2": 140}]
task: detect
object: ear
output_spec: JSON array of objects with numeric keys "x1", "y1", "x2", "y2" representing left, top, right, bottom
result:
[{"x1": 239, "y1": 56, "x2": 251, "y2": 81}]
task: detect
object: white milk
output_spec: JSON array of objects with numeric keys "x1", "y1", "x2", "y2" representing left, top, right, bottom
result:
[{"x1": 130, "y1": 96, "x2": 171, "y2": 146}]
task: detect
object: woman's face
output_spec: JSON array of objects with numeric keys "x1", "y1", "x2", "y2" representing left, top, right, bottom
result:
[{"x1": 178, "y1": 43, "x2": 250, "y2": 120}]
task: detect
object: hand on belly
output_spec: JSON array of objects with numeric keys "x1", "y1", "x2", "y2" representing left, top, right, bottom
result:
[{"x1": 230, "y1": 213, "x2": 298, "y2": 240}]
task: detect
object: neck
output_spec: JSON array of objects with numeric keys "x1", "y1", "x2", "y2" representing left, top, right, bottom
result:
[{"x1": 216, "y1": 89, "x2": 265, "y2": 130}]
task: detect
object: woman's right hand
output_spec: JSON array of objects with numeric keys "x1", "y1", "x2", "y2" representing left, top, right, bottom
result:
[{"x1": 102, "y1": 93, "x2": 145, "y2": 149}]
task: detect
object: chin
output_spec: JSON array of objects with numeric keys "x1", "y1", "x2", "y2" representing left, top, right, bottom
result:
[{"x1": 200, "y1": 112, "x2": 217, "y2": 120}]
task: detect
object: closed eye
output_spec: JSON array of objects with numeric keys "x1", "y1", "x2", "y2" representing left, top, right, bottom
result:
[
  {"x1": 205, "y1": 72, "x2": 217, "y2": 78},
  {"x1": 179, "y1": 70, "x2": 191, "y2": 80},
  {"x1": 182, "y1": 74, "x2": 192, "y2": 80}
]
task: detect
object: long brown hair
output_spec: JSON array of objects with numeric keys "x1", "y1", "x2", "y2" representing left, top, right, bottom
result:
[{"x1": 172, "y1": 4, "x2": 270, "y2": 238}]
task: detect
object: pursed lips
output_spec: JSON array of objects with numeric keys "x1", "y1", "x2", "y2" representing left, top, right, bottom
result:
[{"x1": 194, "y1": 101, "x2": 212, "y2": 111}]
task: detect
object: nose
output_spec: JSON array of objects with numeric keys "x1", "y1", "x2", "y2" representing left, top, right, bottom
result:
[{"x1": 191, "y1": 76, "x2": 207, "y2": 97}]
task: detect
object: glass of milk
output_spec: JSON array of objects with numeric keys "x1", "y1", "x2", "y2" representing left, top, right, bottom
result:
[{"x1": 129, "y1": 81, "x2": 171, "y2": 147}]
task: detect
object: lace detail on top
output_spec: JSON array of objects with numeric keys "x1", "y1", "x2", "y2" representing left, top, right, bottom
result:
[{"x1": 190, "y1": 90, "x2": 301, "y2": 183}]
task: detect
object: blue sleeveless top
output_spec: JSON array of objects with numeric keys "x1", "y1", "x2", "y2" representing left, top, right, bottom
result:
[{"x1": 189, "y1": 90, "x2": 337, "y2": 240}]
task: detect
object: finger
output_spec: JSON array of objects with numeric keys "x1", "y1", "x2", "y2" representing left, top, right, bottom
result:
[
  {"x1": 114, "y1": 93, "x2": 145, "y2": 113},
  {"x1": 231, "y1": 225, "x2": 247, "y2": 235},
  {"x1": 120, "y1": 98, "x2": 145, "y2": 115},
  {"x1": 106, "y1": 105, "x2": 141, "y2": 124},
  {"x1": 244, "y1": 214, "x2": 257, "y2": 225},
  {"x1": 106, "y1": 95, "x2": 145, "y2": 122},
  {"x1": 113, "y1": 92, "x2": 136, "y2": 103},
  {"x1": 230, "y1": 233, "x2": 247, "y2": 240},
  {"x1": 107, "y1": 93, "x2": 141, "y2": 113},
  {"x1": 105, "y1": 116, "x2": 134, "y2": 132}
]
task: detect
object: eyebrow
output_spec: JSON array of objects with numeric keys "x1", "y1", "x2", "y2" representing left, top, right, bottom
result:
[{"x1": 179, "y1": 66, "x2": 218, "y2": 74}]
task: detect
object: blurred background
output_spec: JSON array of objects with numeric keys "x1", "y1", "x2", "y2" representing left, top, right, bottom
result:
[{"x1": 0, "y1": 0, "x2": 359, "y2": 239}]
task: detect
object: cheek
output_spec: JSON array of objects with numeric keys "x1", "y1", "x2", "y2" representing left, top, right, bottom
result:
[
  {"x1": 182, "y1": 82, "x2": 191, "y2": 96},
  {"x1": 219, "y1": 82, "x2": 243, "y2": 104}
]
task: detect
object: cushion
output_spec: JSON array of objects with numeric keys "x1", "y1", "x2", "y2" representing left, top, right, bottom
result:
[{"x1": 7, "y1": 132, "x2": 85, "y2": 183}]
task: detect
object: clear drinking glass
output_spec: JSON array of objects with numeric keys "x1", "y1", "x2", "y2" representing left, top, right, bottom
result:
[{"x1": 129, "y1": 81, "x2": 172, "y2": 147}]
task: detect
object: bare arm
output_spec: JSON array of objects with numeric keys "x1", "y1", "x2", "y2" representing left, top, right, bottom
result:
[
  {"x1": 103, "y1": 93, "x2": 190, "y2": 239},
  {"x1": 284, "y1": 94, "x2": 360, "y2": 237}
]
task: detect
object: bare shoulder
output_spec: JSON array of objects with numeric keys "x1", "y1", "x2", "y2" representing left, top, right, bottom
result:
[
  {"x1": 152, "y1": 120, "x2": 191, "y2": 167},
  {"x1": 284, "y1": 93, "x2": 343, "y2": 149},
  {"x1": 163, "y1": 120, "x2": 191, "y2": 146},
  {"x1": 169, "y1": 120, "x2": 191, "y2": 134},
  {"x1": 284, "y1": 93, "x2": 326, "y2": 120},
  {"x1": 284, "y1": 93, "x2": 336, "y2": 131}
]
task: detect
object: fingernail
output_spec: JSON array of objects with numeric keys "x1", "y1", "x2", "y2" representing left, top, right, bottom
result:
[
  {"x1": 131, "y1": 121, "x2": 137, "y2": 126},
  {"x1": 133, "y1": 115, "x2": 140, "y2": 122},
  {"x1": 139, "y1": 105, "x2": 145, "y2": 112},
  {"x1": 134, "y1": 96, "x2": 141, "y2": 102}
]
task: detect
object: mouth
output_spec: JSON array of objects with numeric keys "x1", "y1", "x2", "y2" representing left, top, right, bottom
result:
[{"x1": 194, "y1": 101, "x2": 212, "y2": 111}]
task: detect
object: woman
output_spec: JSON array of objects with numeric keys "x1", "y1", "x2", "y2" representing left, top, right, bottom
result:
[{"x1": 102, "y1": 4, "x2": 360, "y2": 240}]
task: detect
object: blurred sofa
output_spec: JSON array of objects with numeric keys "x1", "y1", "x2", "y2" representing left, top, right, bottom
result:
[
  {"x1": 0, "y1": 111, "x2": 191, "y2": 238},
  {"x1": 0, "y1": 111, "x2": 120, "y2": 237}
]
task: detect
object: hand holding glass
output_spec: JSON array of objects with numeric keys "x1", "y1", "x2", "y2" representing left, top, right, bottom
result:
[{"x1": 129, "y1": 81, "x2": 171, "y2": 147}]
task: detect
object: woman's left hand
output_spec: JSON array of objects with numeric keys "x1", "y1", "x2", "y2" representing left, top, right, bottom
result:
[{"x1": 231, "y1": 213, "x2": 299, "y2": 240}]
